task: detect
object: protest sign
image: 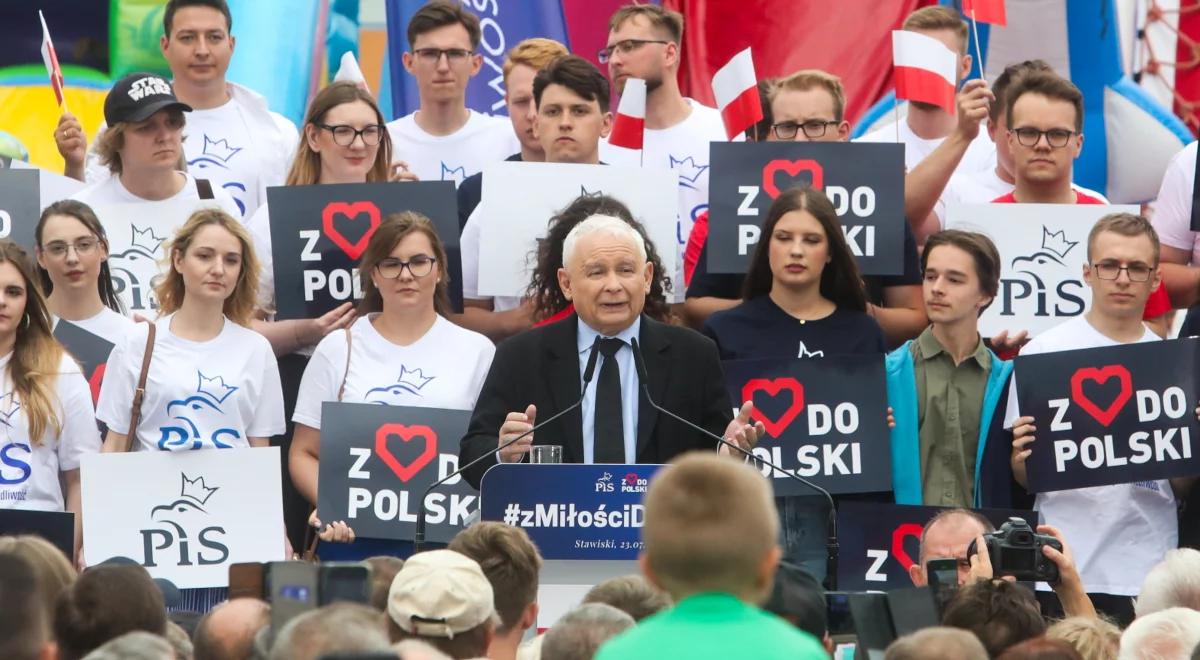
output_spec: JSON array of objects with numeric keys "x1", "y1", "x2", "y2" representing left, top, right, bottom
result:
[
  {"x1": 722, "y1": 354, "x2": 891, "y2": 495},
  {"x1": 266, "y1": 182, "x2": 461, "y2": 319},
  {"x1": 53, "y1": 320, "x2": 115, "y2": 404},
  {"x1": 946, "y1": 203, "x2": 1138, "y2": 336},
  {"x1": 317, "y1": 403, "x2": 475, "y2": 543},
  {"x1": 0, "y1": 509, "x2": 74, "y2": 559},
  {"x1": 1014, "y1": 338, "x2": 1200, "y2": 492},
  {"x1": 707, "y1": 141, "x2": 905, "y2": 275},
  {"x1": 81, "y1": 447, "x2": 285, "y2": 588},
  {"x1": 476, "y1": 161, "x2": 678, "y2": 298}
]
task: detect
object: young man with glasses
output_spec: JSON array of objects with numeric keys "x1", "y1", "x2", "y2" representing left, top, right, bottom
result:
[
  {"x1": 55, "y1": 0, "x2": 297, "y2": 219},
  {"x1": 599, "y1": 4, "x2": 729, "y2": 303},
  {"x1": 387, "y1": 0, "x2": 518, "y2": 185},
  {"x1": 1005, "y1": 213, "x2": 1186, "y2": 626},
  {"x1": 858, "y1": 6, "x2": 995, "y2": 174}
]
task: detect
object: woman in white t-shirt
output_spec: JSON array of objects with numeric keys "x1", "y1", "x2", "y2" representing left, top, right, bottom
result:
[
  {"x1": 35, "y1": 200, "x2": 133, "y2": 345},
  {"x1": 0, "y1": 240, "x2": 102, "y2": 560},
  {"x1": 290, "y1": 212, "x2": 494, "y2": 545}
]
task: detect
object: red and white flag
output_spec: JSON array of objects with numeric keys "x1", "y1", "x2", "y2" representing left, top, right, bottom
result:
[
  {"x1": 608, "y1": 78, "x2": 646, "y2": 150},
  {"x1": 712, "y1": 47, "x2": 762, "y2": 140},
  {"x1": 333, "y1": 51, "x2": 371, "y2": 94},
  {"x1": 39, "y1": 11, "x2": 66, "y2": 109},
  {"x1": 963, "y1": 0, "x2": 1006, "y2": 26},
  {"x1": 892, "y1": 30, "x2": 957, "y2": 115}
]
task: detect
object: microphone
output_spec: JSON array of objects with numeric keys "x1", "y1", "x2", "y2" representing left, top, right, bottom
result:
[
  {"x1": 629, "y1": 337, "x2": 840, "y2": 591},
  {"x1": 414, "y1": 336, "x2": 604, "y2": 553}
]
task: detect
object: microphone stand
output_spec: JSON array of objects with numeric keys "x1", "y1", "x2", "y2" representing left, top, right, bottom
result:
[
  {"x1": 413, "y1": 337, "x2": 603, "y2": 553},
  {"x1": 630, "y1": 338, "x2": 839, "y2": 590}
]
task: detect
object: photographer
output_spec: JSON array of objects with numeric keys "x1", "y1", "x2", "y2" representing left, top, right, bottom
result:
[{"x1": 965, "y1": 523, "x2": 1096, "y2": 620}]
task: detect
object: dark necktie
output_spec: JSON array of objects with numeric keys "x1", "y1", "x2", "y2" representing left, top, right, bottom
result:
[{"x1": 594, "y1": 337, "x2": 626, "y2": 463}]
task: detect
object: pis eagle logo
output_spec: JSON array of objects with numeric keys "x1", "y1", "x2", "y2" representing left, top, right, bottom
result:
[
  {"x1": 998, "y1": 225, "x2": 1086, "y2": 319},
  {"x1": 140, "y1": 473, "x2": 230, "y2": 568},
  {"x1": 110, "y1": 224, "x2": 167, "y2": 312},
  {"x1": 364, "y1": 366, "x2": 436, "y2": 404},
  {"x1": 158, "y1": 372, "x2": 242, "y2": 451}
]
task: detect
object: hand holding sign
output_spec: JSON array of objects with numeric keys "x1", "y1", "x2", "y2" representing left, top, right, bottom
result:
[
  {"x1": 720, "y1": 401, "x2": 767, "y2": 456},
  {"x1": 499, "y1": 404, "x2": 537, "y2": 463},
  {"x1": 308, "y1": 510, "x2": 355, "y2": 544},
  {"x1": 1010, "y1": 415, "x2": 1037, "y2": 488}
]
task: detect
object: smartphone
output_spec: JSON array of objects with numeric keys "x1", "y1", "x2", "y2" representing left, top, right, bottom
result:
[
  {"x1": 228, "y1": 562, "x2": 266, "y2": 600},
  {"x1": 318, "y1": 562, "x2": 370, "y2": 606},
  {"x1": 925, "y1": 558, "x2": 960, "y2": 613},
  {"x1": 825, "y1": 591, "x2": 854, "y2": 636},
  {"x1": 268, "y1": 561, "x2": 319, "y2": 642}
]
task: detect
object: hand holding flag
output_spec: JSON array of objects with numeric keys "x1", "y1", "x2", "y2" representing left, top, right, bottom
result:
[
  {"x1": 39, "y1": 11, "x2": 67, "y2": 110},
  {"x1": 712, "y1": 47, "x2": 762, "y2": 140}
]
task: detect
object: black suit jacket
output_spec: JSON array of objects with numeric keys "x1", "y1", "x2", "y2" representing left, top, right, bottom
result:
[{"x1": 459, "y1": 314, "x2": 734, "y2": 489}]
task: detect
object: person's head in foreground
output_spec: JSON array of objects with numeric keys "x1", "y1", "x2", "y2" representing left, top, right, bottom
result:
[
  {"x1": 269, "y1": 602, "x2": 391, "y2": 660},
  {"x1": 448, "y1": 522, "x2": 543, "y2": 658},
  {"x1": 940, "y1": 578, "x2": 1046, "y2": 657},
  {"x1": 1117, "y1": 607, "x2": 1200, "y2": 660},
  {"x1": 996, "y1": 637, "x2": 1085, "y2": 660},
  {"x1": 80, "y1": 631, "x2": 174, "y2": 660},
  {"x1": 884, "y1": 626, "x2": 989, "y2": 660},
  {"x1": 54, "y1": 565, "x2": 167, "y2": 660},
  {"x1": 582, "y1": 574, "x2": 672, "y2": 622},
  {"x1": 192, "y1": 597, "x2": 270, "y2": 660},
  {"x1": 1134, "y1": 547, "x2": 1200, "y2": 617},
  {"x1": 1046, "y1": 617, "x2": 1120, "y2": 660},
  {"x1": 540, "y1": 603, "x2": 634, "y2": 660},
  {"x1": 764, "y1": 562, "x2": 831, "y2": 653},
  {"x1": 0, "y1": 553, "x2": 57, "y2": 660},
  {"x1": 387, "y1": 549, "x2": 498, "y2": 659}
]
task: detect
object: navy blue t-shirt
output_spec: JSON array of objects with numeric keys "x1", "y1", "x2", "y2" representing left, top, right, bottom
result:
[{"x1": 701, "y1": 295, "x2": 886, "y2": 361}]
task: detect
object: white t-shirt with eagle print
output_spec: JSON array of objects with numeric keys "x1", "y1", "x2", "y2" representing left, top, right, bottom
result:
[{"x1": 292, "y1": 314, "x2": 495, "y2": 429}]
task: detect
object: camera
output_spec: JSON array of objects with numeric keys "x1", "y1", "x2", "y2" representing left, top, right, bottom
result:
[{"x1": 966, "y1": 517, "x2": 1062, "y2": 583}]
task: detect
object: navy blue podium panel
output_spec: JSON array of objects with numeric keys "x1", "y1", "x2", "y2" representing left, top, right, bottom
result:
[{"x1": 480, "y1": 463, "x2": 664, "y2": 560}]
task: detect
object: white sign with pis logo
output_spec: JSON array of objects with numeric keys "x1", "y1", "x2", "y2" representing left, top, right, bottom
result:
[
  {"x1": 946, "y1": 203, "x2": 1139, "y2": 337},
  {"x1": 81, "y1": 447, "x2": 285, "y2": 588}
]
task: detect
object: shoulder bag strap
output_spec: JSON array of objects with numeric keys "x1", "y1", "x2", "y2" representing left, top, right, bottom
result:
[
  {"x1": 122, "y1": 322, "x2": 156, "y2": 452},
  {"x1": 305, "y1": 327, "x2": 354, "y2": 561},
  {"x1": 337, "y1": 327, "x2": 352, "y2": 402}
]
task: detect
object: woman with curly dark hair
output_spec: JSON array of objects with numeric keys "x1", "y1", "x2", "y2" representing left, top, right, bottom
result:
[{"x1": 526, "y1": 194, "x2": 675, "y2": 325}]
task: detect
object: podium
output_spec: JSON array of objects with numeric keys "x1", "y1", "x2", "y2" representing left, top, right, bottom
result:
[{"x1": 480, "y1": 462, "x2": 663, "y2": 628}]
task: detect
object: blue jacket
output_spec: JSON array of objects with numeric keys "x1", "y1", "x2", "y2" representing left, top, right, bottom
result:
[{"x1": 886, "y1": 340, "x2": 1027, "y2": 509}]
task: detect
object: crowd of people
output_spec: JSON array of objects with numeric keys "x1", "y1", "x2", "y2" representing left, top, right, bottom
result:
[{"x1": 5, "y1": 0, "x2": 1200, "y2": 657}]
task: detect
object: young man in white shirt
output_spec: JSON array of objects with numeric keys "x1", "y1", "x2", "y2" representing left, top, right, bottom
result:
[
  {"x1": 387, "y1": 0, "x2": 519, "y2": 186},
  {"x1": 598, "y1": 4, "x2": 727, "y2": 300},
  {"x1": 857, "y1": 5, "x2": 995, "y2": 175},
  {"x1": 1007, "y1": 213, "x2": 1192, "y2": 625},
  {"x1": 456, "y1": 56, "x2": 613, "y2": 341},
  {"x1": 55, "y1": 0, "x2": 297, "y2": 219}
]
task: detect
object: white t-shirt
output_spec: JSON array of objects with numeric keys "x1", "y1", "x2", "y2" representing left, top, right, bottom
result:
[
  {"x1": 72, "y1": 171, "x2": 241, "y2": 219},
  {"x1": 386, "y1": 110, "x2": 519, "y2": 186},
  {"x1": 246, "y1": 203, "x2": 276, "y2": 311},
  {"x1": 935, "y1": 167, "x2": 1110, "y2": 227},
  {"x1": 857, "y1": 118, "x2": 996, "y2": 174},
  {"x1": 459, "y1": 203, "x2": 522, "y2": 311},
  {"x1": 52, "y1": 308, "x2": 135, "y2": 348},
  {"x1": 601, "y1": 99, "x2": 728, "y2": 301},
  {"x1": 1150, "y1": 141, "x2": 1199, "y2": 264},
  {"x1": 292, "y1": 314, "x2": 494, "y2": 428},
  {"x1": 1004, "y1": 316, "x2": 1176, "y2": 595},
  {"x1": 0, "y1": 353, "x2": 101, "y2": 512},
  {"x1": 182, "y1": 98, "x2": 274, "y2": 218},
  {"x1": 96, "y1": 315, "x2": 285, "y2": 451}
]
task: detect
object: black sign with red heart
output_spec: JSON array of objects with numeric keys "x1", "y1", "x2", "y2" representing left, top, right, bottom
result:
[
  {"x1": 317, "y1": 403, "x2": 476, "y2": 543},
  {"x1": 722, "y1": 354, "x2": 891, "y2": 496},
  {"x1": 1014, "y1": 337, "x2": 1200, "y2": 492},
  {"x1": 53, "y1": 320, "x2": 116, "y2": 406},
  {"x1": 707, "y1": 141, "x2": 904, "y2": 275},
  {"x1": 266, "y1": 182, "x2": 461, "y2": 320},
  {"x1": 837, "y1": 501, "x2": 1037, "y2": 592}
]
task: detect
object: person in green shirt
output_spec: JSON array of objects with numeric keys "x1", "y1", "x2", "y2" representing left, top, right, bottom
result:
[
  {"x1": 595, "y1": 452, "x2": 827, "y2": 660},
  {"x1": 887, "y1": 230, "x2": 1026, "y2": 509}
]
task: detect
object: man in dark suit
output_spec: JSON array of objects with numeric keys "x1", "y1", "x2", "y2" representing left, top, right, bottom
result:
[{"x1": 460, "y1": 213, "x2": 764, "y2": 489}]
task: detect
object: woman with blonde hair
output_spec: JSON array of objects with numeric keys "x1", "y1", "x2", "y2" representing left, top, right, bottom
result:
[
  {"x1": 0, "y1": 240, "x2": 101, "y2": 560},
  {"x1": 289, "y1": 212, "x2": 493, "y2": 554},
  {"x1": 1046, "y1": 617, "x2": 1120, "y2": 660}
]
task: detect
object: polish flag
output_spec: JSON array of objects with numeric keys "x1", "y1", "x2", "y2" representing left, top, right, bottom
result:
[
  {"x1": 39, "y1": 11, "x2": 66, "y2": 109},
  {"x1": 892, "y1": 30, "x2": 958, "y2": 115},
  {"x1": 963, "y1": 0, "x2": 1006, "y2": 26},
  {"x1": 333, "y1": 52, "x2": 370, "y2": 94},
  {"x1": 712, "y1": 47, "x2": 762, "y2": 140},
  {"x1": 609, "y1": 78, "x2": 646, "y2": 150}
]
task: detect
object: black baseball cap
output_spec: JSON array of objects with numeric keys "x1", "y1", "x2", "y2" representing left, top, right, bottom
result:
[
  {"x1": 104, "y1": 72, "x2": 192, "y2": 125},
  {"x1": 764, "y1": 562, "x2": 827, "y2": 640}
]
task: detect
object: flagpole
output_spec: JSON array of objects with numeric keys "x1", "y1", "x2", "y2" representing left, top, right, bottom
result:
[{"x1": 970, "y1": 10, "x2": 987, "y2": 80}]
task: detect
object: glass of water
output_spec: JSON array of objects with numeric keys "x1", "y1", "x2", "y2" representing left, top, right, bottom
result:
[{"x1": 530, "y1": 445, "x2": 563, "y2": 464}]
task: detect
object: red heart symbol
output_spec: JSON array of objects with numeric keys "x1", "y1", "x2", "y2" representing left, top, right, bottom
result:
[
  {"x1": 891, "y1": 522, "x2": 924, "y2": 572},
  {"x1": 374, "y1": 423, "x2": 438, "y2": 483},
  {"x1": 1070, "y1": 365, "x2": 1132, "y2": 427},
  {"x1": 741, "y1": 378, "x2": 805, "y2": 438},
  {"x1": 88, "y1": 362, "x2": 107, "y2": 405},
  {"x1": 761, "y1": 159, "x2": 824, "y2": 199},
  {"x1": 322, "y1": 201, "x2": 382, "y2": 260}
]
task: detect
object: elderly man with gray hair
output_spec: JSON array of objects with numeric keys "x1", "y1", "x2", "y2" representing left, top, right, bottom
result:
[
  {"x1": 460, "y1": 213, "x2": 764, "y2": 488},
  {"x1": 81, "y1": 632, "x2": 174, "y2": 660},
  {"x1": 1134, "y1": 548, "x2": 1200, "y2": 617},
  {"x1": 541, "y1": 604, "x2": 634, "y2": 660},
  {"x1": 269, "y1": 602, "x2": 392, "y2": 660},
  {"x1": 1118, "y1": 607, "x2": 1200, "y2": 660},
  {"x1": 885, "y1": 627, "x2": 988, "y2": 660}
]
